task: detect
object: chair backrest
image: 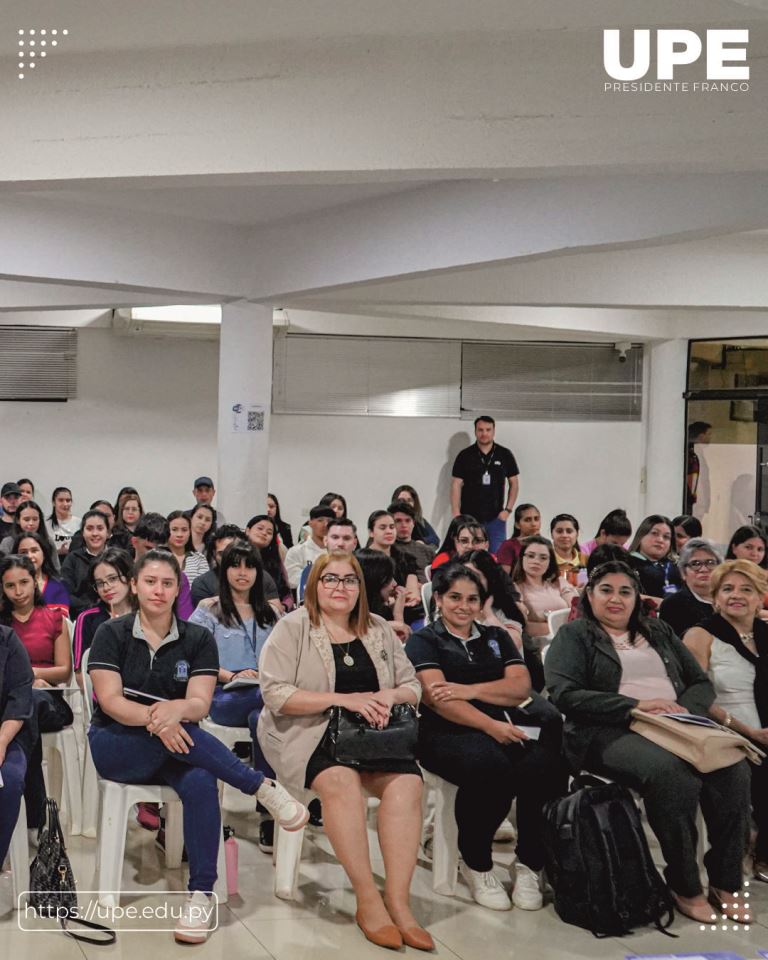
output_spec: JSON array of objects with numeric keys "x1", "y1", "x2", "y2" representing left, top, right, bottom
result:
[
  {"x1": 421, "y1": 581, "x2": 434, "y2": 624},
  {"x1": 547, "y1": 607, "x2": 570, "y2": 639},
  {"x1": 80, "y1": 648, "x2": 95, "y2": 722},
  {"x1": 297, "y1": 562, "x2": 312, "y2": 605},
  {"x1": 424, "y1": 564, "x2": 432, "y2": 582}
]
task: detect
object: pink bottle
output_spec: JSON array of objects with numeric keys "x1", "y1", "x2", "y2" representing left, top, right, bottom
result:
[{"x1": 224, "y1": 826, "x2": 238, "y2": 896}]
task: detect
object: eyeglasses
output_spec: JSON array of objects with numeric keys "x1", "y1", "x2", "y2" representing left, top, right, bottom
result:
[
  {"x1": 319, "y1": 574, "x2": 360, "y2": 589},
  {"x1": 686, "y1": 559, "x2": 717, "y2": 570},
  {"x1": 94, "y1": 574, "x2": 122, "y2": 591}
]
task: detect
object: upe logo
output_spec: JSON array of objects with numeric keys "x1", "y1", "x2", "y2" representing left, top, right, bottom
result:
[{"x1": 603, "y1": 29, "x2": 749, "y2": 92}]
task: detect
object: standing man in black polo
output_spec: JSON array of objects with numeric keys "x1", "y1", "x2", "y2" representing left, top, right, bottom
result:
[{"x1": 450, "y1": 416, "x2": 520, "y2": 554}]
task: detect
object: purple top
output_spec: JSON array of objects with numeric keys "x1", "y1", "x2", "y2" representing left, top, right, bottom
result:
[{"x1": 42, "y1": 577, "x2": 71, "y2": 617}]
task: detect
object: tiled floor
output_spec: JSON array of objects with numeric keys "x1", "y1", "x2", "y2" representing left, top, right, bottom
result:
[{"x1": 3, "y1": 795, "x2": 768, "y2": 960}]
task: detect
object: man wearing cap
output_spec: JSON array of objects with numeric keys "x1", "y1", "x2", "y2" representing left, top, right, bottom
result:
[
  {"x1": 190, "y1": 476, "x2": 225, "y2": 527},
  {"x1": 284, "y1": 506, "x2": 335, "y2": 589},
  {"x1": 0, "y1": 482, "x2": 22, "y2": 539}
]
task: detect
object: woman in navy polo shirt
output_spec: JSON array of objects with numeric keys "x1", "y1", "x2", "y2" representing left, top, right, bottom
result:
[
  {"x1": 627, "y1": 514, "x2": 683, "y2": 600},
  {"x1": 87, "y1": 548, "x2": 308, "y2": 945},
  {"x1": 405, "y1": 564, "x2": 567, "y2": 913}
]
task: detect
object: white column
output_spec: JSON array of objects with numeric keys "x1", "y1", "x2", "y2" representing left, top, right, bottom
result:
[
  {"x1": 643, "y1": 338, "x2": 689, "y2": 517},
  {"x1": 217, "y1": 303, "x2": 273, "y2": 527}
]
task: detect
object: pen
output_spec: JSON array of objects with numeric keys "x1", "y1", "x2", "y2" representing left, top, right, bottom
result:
[{"x1": 517, "y1": 697, "x2": 533, "y2": 710}]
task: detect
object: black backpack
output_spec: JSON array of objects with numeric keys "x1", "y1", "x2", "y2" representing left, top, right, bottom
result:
[{"x1": 543, "y1": 775, "x2": 676, "y2": 938}]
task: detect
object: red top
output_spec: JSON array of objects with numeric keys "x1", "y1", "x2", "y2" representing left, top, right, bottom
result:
[
  {"x1": 12, "y1": 606, "x2": 64, "y2": 667},
  {"x1": 497, "y1": 537, "x2": 523, "y2": 569}
]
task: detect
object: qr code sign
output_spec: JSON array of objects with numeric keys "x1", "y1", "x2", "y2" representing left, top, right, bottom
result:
[{"x1": 248, "y1": 409, "x2": 265, "y2": 432}]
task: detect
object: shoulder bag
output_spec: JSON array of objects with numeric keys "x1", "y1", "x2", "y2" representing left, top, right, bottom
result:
[
  {"x1": 630, "y1": 709, "x2": 765, "y2": 773},
  {"x1": 29, "y1": 798, "x2": 116, "y2": 944},
  {"x1": 324, "y1": 703, "x2": 418, "y2": 764}
]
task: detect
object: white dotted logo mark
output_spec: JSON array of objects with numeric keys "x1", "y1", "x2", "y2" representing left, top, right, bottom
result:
[{"x1": 16, "y1": 27, "x2": 68, "y2": 78}]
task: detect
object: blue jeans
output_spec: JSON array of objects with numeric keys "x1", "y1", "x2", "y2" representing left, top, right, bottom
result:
[
  {"x1": 484, "y1": 516, "x2": 507, "y2": 555},
  {"x1": 0, "y1": 742, "x2": 27, "y2": 865},
  {"x1": 209, "y1": 685, "x2": 274, "y2": 778},
  {"x1": 89, "y1": 722, "x2": 265, "y2": 893}
]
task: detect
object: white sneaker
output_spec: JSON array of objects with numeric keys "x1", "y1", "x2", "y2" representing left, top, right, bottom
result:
[
  {"x1": 511, "y1": 862, "x2": 544, "y2": 910},
  {"x1": 255, "y1": 780, "x2": 309, "y2": 831},
  {"x1": 174, "y1": 891, "x2": 215, "y2": 944},
  {"x1": 493, "y1": 819, "x2": 516, "y2": 843},
  {"x1": 459, "y1": 862, "x2": 512, "y2": 910}
]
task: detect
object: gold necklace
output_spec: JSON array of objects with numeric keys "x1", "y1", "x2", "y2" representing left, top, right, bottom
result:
[{"x1": 323, "y1": 618, "x2": 356, "y2": 666}]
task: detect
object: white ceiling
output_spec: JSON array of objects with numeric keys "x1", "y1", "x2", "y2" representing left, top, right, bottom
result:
[
  {"x1": 3, "y1": 0, "x2": 764, "y2": 54},
  {"x1": 13, "y1": 181, "x2": 440, "y2": 227}
]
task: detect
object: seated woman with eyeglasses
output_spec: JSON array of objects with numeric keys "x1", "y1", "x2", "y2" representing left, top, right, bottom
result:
[
  {"x1": 627, "y1": 515, "x2": 683, "y2": 600},
  {"x1": 511, "y1": 536, "x2": 578, "y2": 639},
  {"x1": 430, "y1": 516, "x2": 486, "y2": 573},
  {"x1": 658, "y1": 539, "x2": 721, "y2": 639},
  {"x1": 258, "y1": 551, "x2": 430, "y2": 951}
]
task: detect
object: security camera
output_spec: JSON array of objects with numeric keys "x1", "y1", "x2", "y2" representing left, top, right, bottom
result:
[{"x1": 614, "y1": 341, "x2": 632, "y2": 363}]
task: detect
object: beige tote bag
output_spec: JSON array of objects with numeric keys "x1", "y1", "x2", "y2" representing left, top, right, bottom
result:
[{"x1": 629, "y1": 709, "x2": 765, "y2": 773}]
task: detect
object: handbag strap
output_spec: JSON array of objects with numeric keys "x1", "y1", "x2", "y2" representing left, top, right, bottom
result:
[{"x1": 60, "y1": 916, "x2": 117, "y2": 945}]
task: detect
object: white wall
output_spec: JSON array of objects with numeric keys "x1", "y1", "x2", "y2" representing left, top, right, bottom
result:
[
  {"x1": 269, "y1": 415, "x2": 647, "y2": 545},
  {"x1": 0, "y1": 328, "x2": 220, "y2": 517},
  {"x1": 2, "y1": 327, "x2": 651, "y2": 541}
]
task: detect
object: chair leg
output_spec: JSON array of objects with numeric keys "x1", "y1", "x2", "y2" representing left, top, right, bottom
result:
[
  {"x1": 59, "y1": 727, "x2": 83, "y2": 836},
  {"x1": 274, "y1": 823, "x2": 304, "y2": 901},
  {"x1": 96, "y1": 786, "x2": 130, "y2": 908},
  {"x1": 163, "y1": 801, "x2": 184, "y2": 869},
  {"x1": 81, "y1": 744, "x2": 99, "y2": 839},
  {"x1": 9, "y1": 805, "x2": 29, "y2": 909},
  {"x1": 432, "y1": 780, "x2": 459, "y2": 896}
]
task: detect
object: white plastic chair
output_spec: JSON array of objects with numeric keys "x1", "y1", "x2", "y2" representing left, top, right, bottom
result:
[
  {"x1": 422, "y1": 770, "x2": 459, "y2": 895},
  {"x1": 546, "y1": 607, "x2": 569, "y2": 640},
  {"x1": 9, "y1": 803, "x2": 30, "y2": 909},
  {"x1": 421, "y1": 581, "x2": 434, "y2": 624},
  {"x1": 273, "y1": 786, "x2": 315, "y2": 901},
  {"x1": 424, "y1": 564, "x2": 432, "y2": 582},
  {"x1": 81, "y1": 650, "x2": 227, "y2": 906},
  {"x1": 41, "y1": 724, "x2": 83, "y2": 837}
]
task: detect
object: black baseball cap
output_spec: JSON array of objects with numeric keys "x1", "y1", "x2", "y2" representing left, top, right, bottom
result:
[
  {"x1": 309, "y1": 506, "x2": 336, "y2": 521},
  {"x1": 193, "y1": 476, "x2": 214, "y2": 488},
  {"x1": 1, "y1": 482, "x2": 22, "y2": 497}
]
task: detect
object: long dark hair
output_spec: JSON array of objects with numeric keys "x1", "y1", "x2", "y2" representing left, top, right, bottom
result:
[
  {"x1": 391, "y1": 484, "x2": 425, "y2": 524},
  {"x1": 511, "y1": 535, "x2": 559, "y2": 584},
  {"x1": 11, "y1": 500, "x2": 56, "y2": 552},
  {"x1": 0, "y1": 554, "x2": 44, "y2": 622},
  {"x1": 550, "y1": 513, "x2": 582, "y2": 553},
  {"x1": 320, "y1": 492, "x2": 347, "y2": 519},
  {"x1": 435, "y1": 514, "x2": 479, "y2": 558},
  {"x1": 48, "y1": 486, "x2": 72, "y2": 527},
  {"x1": 512, "y1": 503, "x2": 539, "y2": 538},
  {"x1": 593, "y1": 508, "x2": 632, "y2": 539},
  {"x1": 245, "y1": 515, "x2": 290, "y2": 599},
  {"x1": 167, "y1": 510, "x2": 193, "y2": 556},
  {"x1": 356, "y1": 548, "x2": 397, "y2": 620},
  {"x1": 89, "y1": 547, "x2": 138, "y2": 612},
  {"x1": 628, "y1": 515, "x2": 676, "y2": 559},
  {"x1": 459, "y1": 549, "x2": 523, "y2": 623},
  {"x1": 12, "y1": 530, "x2": 60, "y2": 580},
  {"x1": 582, "y1": 560, "x2": 648, "y2": 644},
  {"x1": 214, "y1": 540, "x2": 276, "y2": 629},
  {"x1": 726, "y1": 524, "x2": 768, "y2": 569},
  {"x1": 431, "y1": 563, "x2": 488, "y2": 605},
  {"x1": 267, "y1": 493, "x2": 284, "y2": 523}
]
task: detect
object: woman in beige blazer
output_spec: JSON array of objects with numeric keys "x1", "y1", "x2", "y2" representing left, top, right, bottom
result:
[{"x1": 258, "y1": 551, "x2": 431, "y2": 952}]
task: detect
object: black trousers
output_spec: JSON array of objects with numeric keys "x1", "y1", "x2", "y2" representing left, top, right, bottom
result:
[
  {"x1": 586, "y1": 728, "x2": 751, "y2": 896},
  {"x1": 24, "y1": 689, "x2": 73, "y2": 829},
  {"x1": 418, "y1": 725, "x2": 568, "y2": 872},
  {"x1": 750, "y1": 753, "x2": 768, "y2": 862}
]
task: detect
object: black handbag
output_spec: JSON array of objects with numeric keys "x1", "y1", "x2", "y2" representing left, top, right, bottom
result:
[
  {"x1": 29, "y1": 798, "x2": 116, "y2": 944},
  {"x1": 324, "y1": 703, "x2": 418, "y2": 764}
]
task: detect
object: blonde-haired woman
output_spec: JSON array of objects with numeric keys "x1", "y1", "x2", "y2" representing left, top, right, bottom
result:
[
  {"x1": 684, "y1": 558, "x2": 768, "y2": 881},
  {"x1": 258, "y1": 551, "x2": 431, "y2": 951}
]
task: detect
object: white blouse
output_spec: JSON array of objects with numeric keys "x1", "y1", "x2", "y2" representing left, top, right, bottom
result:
[{"x1": 708, "y1": 636, "x2": 760, "y2": 730}]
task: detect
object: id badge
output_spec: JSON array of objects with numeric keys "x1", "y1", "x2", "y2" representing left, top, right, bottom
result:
[
  {"x1": 662, "y1": 583, "x2": 679, "y2": 597},
  {"x1": 482, "y1": 471, "x2": 491, "y2": 486}
]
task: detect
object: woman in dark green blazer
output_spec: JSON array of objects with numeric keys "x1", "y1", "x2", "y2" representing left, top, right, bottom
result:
[{"x1": 545, "y1": 560, "x2": 751, "y2": 925}]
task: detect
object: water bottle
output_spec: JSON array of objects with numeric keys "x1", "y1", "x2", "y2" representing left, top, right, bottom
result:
[{"x1": 223, "y1": 826, "x2": 239, "y2": 896}]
